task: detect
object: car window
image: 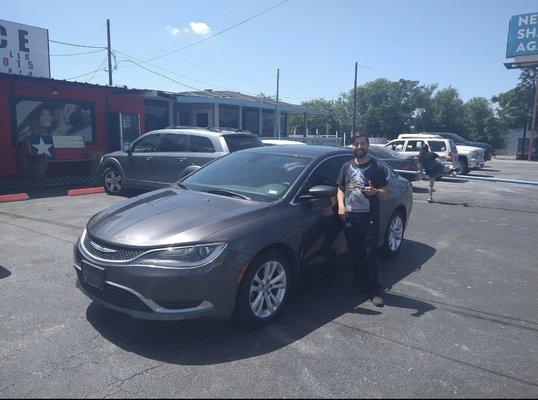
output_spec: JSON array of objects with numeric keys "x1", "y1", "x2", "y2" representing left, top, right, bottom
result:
[
  {"x1": 387, "y1": 140, "x2": 405, "y2": 152},
  {"x1": 428, "y1": 140, "x2": 447, "y2": 152},
  {"x1": 224, "y1": 135, "x2": 263, "y2": 152},
  {"x1": 161, "y1": 133, "x2": 188, "y2": 152},
  {"x1": 307, "y1": 155, "x2": 351, "y2": 189},
  {"x1": 131, "y1": 134, "x2": 161, "y2": 153},
  {"x1": 189, "y1": 135, "x2": 215, "y2": 153},
  {"x1": 405, "y1": 140, "x2": 424, "y2": 152},
  {"x1": 449, "y1": 140, "x2": 458, "y2": 153}
]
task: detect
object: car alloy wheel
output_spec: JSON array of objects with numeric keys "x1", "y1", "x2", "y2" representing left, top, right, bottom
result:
[
  {"x1": 235, "y1": 250, "x2": 290, "y2": 327},
  {"x1": 103, "y1": 167, "x2": 124, "y2": 195},
  {"x1": 249, "y1": 260, "x2": 287, "y2": 319},
  {"x1": 382, "y1": 210, "x2": 405, "y2": 258}
]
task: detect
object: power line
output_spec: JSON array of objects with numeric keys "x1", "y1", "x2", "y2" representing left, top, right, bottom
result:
[
  {"x1": 115, "y1": 58, "x2": 203, "y2": 91},
  {"x1": 143, "y1": 0, "x2": 290, "y2": 63},
  {"x1": 85, "y1": 56, "x2": 108, "y2": 83},
  {"x1": 51, "y1": 49, "x2": 106, "y2": 57},
  {"x1": 114, "y1": 50, "x2": 265, "y2": 101},
  {"x1": 50, "y1": 39, "x2": 107, "y2": 49}
]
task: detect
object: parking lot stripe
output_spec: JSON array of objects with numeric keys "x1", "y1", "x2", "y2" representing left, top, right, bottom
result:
[
  {"x1": 67, "y1": 187, "x2": 105, "y2": 196},
  {"x1": 0, "y1": 193, "x2": 30, "y2": 203}
]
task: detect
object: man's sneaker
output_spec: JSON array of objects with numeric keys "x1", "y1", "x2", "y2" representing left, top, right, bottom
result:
[{"x1": 370, "y1": 295, "x2": 384, "y2": 307}]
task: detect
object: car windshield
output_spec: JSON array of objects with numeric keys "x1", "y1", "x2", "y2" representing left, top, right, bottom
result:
[{"x1": 181, "y1": 151, "x2": 313, "y2": 202}]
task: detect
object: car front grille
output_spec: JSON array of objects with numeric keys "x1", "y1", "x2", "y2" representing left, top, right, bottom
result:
[
  {"x1": 76, "y1": 269, "x2": 152, "y2": 312},
  {"x1": 82, "y1": 234, "x2": 146, "y2": 262}
]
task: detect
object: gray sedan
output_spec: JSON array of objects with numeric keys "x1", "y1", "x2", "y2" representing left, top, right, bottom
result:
[{"x1": 75, "y1": 146, "x2": 413, "y2": 326}]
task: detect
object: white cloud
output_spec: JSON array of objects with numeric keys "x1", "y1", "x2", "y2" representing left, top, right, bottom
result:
[
  {"x1": 165, "y1": 26, "x2": 181, "y2": 37},
  {"x1": 188, "y1": 22, "x2": 212, "y2": 36},
  {"x1": 166, "y1": 22, "x2": 212, "y2": 37}
]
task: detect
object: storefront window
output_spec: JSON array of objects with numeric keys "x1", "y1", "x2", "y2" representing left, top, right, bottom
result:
[
  {"x1": 219, "y1": 104, "x2": 239, "y2": 129},
  {"x1": 242, "y1": 107, "x2": 259, "y2": 135},
  {"x1": 262, "y1": 109, "x2": 275, "y2": 137},
  {"x1": 121, "y1": 113, "x2": 140, "y2": 147},
  {"x1": 144, "y1": 100, "x2": 169, "y2": 132}
]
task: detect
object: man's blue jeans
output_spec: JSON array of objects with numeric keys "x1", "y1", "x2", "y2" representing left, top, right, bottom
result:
[{"x1": 344, "y1": 212, "x2": 381, "y2": 296}]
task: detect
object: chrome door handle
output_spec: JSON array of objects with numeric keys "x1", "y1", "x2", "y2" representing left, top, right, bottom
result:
[{"x1": 177, "y1": 157, "x2": 187, "y2": 162}]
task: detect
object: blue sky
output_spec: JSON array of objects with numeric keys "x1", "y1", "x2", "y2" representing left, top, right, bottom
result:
[{"x1": 3, "y1": 0, "x2": 537, "y2": 104}]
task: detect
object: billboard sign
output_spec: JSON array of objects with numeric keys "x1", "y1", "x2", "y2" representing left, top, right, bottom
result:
[
  {"x1": 506, "y1": 12, "x2": 538, "y2": 58},
  {"x1": 14, "y1": 97, "x2": 95, "y2": 143},
  {"x1": 0, "y1": 19, "x2": 50, "y2": 78}
]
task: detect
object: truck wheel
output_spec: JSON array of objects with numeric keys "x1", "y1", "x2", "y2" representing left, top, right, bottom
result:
[{"x1": 458, "y1": 157, "x2": 469, "y2": 175}]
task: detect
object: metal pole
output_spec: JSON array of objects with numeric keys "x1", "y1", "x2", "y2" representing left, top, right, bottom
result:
[
  {"x1": 107, "y1": 19, "x2": 113, "y2": 86},
  {"x1": 528, "y1": 73, "x2": 538, "y2": 161},
  {"x1": 276, "y1": 68, "x2": 280, "y2": 138},
  {"x1": 352, "y1": 62, "x2": 358, "y2": 136}
]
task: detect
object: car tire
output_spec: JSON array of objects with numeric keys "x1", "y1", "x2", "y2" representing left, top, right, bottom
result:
[
  {"x1": 458, "y1": 157, "x2": 469, "y2": 175},
  {"x1": 382, "y1": 210, "x2": 405, "y2": 258},
  {"x1": 102, "y1": 166, "x2": 125, "y2": 195},
  {"x1": 235, "y1": 250, "x2": 291, "y2": 327}
]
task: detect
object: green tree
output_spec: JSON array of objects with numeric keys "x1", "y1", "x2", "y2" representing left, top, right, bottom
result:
[
  {"x1": 428, "y1": 87, "x2": 466, "y2": 133},
  {"x1": 492, "y1": 67, "x2": 537, "y2": 133},
  {"x1": 288, "y1": 98, "x2": 337, "y2": 135},
  {"x1": 463, "y1": 97, "x2": 506, "y2": 148}
]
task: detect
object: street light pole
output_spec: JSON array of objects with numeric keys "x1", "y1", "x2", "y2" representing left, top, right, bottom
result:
[
  {"x1": 529, "y1": 73, "x2": 538, "y2": 161},
  {"x1": 352, "y1": 62, "x2": 358, "y2": 137},
  {"x1": 107, "y1": 19, "x2": 113, "y2": 86}
]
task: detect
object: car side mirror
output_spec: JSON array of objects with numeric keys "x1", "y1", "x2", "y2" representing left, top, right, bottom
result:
[
  {"x1": 298, "y1": 185, "x2": 337, "y2": 202},
  {"x1": 178, "y1": 165, "x2": 201, "y2": 180},
  {"x1": 123, "y1": 143, "x2": 131, "y2": 153}
]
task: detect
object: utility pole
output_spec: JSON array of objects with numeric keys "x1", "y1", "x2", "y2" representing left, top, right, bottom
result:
[
  {"x1": 107, "y1": 19, "x2": 113, "y2": 86},
  {"x1": 275, "y1": 68, "x2": 280, "y2": 138},
  {"x1": 529, "y1": 73, "x2": 538, "y2": 161},
  {"x1": 352, "y1": 61, "x2": 358, "y2": 137}
]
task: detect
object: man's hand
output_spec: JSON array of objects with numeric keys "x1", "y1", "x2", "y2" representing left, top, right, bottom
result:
[
  {"x1": 362, "y1": 180, "x2": 379, "y2": 196},
  {"x1": 338, "y1": 205, "x2": 347, "y2": 223}
]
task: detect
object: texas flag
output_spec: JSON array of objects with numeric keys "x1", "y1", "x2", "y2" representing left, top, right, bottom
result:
[{"x1": 30, "y1": 135, "x2": 57, "y2": 160}]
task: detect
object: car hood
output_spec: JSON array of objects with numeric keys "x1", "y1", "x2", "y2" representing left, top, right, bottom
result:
[
  {"x1": 465, "y1": 141, "x2": 491, "y2": 149},
  {"x1": 86, "y1": 188, "x2": 271, "y2": 247}
]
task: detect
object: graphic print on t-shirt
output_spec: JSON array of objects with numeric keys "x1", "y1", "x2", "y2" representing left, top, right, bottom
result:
[{"x1": 345, "y1": 163, "x2": 371, "y2": 212}]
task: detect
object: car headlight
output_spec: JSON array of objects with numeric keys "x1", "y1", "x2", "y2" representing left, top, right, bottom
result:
[{"x1": 134, "y1": 243, "x2": 227, "y2": 268}]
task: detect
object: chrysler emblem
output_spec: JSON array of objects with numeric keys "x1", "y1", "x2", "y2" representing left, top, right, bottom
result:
[{"x1": 89, "y1": 240, "x2": 117, "y2": 253}]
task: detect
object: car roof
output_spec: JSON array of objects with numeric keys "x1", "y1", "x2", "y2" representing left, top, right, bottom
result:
[
  {"x1": 397, "y1": 133, "x2": 445, "y2": 140},
  {"x1": 239, "y1": 144, "x2": 352, "y2": 158},
  {"x1": 143, "y1": 127, "x2": 257, "y2": 138}
]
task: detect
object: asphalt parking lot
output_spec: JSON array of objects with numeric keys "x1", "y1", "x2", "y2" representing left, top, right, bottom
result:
[{"x1": 1, "y1": 159, "x2": 537, "y2": 398}]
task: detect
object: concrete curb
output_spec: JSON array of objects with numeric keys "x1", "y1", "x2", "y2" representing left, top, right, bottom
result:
[
  {"x1": 67, "y1": 187, "x2": 105, "y2": 196},
  {"x1": 0, "y1": 193, "x2": 30, "y2": 203}
]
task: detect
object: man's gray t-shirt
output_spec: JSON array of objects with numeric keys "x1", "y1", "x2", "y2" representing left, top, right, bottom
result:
[{"x1": 337, "y1": 158, "x2": 387, "y2": 214}]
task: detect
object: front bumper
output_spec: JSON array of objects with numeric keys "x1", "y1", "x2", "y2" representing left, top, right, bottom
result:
[
  {"x1": 469, "y1": 158, "x2": 485, "y2": 169},
  {"x1": 74, "y1": 240, "x2": 249, "y2": 321}
]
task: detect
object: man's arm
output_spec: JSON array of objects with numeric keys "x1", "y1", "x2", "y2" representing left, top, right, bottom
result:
[{"x1": 337, "y1": 186, "x2": 346, "y2": 220}]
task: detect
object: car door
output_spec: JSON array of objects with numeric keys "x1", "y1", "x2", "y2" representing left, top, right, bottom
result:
[
  {"x1": 188, "y1": 134, "x2": 219, "y2": 168},
  {"x1": 386, "y1": 140, "x2": 405, "y2": 152},
  {"x1": 297, "y1": 154, "x2": 352, "y2": 274},
  {"x1": 156, "y1": 133, "x2": 190, "y2": 184},
  {"x1": 404, "y1": 139, "x2": 424, "y2": 156},
  {"x1": 378, "y1": 162, "x2": 400, "y2": 233},
  {"x1": 125, "y1": 133, "x2": 163, "y2": 187}
]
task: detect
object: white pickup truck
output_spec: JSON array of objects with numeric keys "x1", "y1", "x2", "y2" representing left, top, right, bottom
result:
[{"x1": 396, "y1": 134, "x2": 485, "y2": 175}]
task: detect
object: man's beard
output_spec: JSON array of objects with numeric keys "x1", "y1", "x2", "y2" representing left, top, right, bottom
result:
[{"x1": 354, "y1": 149, "x2": 367, "y2": 158}]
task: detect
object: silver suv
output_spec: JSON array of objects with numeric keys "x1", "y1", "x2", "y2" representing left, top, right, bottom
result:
[{"x1": 100, "y1": 127, "x2": 263, "y2": 195}]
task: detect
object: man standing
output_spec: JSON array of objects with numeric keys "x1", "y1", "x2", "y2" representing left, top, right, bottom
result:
[{"x1": 337, "y1": 134, "x2": 388, "y2": 307}]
